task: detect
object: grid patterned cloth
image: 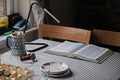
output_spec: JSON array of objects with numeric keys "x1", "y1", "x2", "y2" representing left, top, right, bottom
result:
[{"x1": 1, "y1": 39, "x2": 120, "y2": 80}]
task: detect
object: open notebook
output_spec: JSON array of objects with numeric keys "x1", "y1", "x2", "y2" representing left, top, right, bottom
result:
[{"x1": 45, "y1": 41, "x2": 112, "y2": 63}]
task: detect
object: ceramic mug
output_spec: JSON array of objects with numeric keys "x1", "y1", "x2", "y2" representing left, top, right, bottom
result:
[{"x1": 6, "y1": 31, "x2": 27, "y2": 56}]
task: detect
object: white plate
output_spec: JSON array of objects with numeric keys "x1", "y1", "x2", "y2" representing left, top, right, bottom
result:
[
  {"x1": 40, "y1": 62, "x2": 69, "y2": 75},
  {"x1": 49, "y1": 69, "x2": 71, "y2": 78}
]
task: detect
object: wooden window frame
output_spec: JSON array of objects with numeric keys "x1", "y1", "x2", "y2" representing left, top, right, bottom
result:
[{"x1": 0, "y1": 0, "x2": 7, "y2": 17}]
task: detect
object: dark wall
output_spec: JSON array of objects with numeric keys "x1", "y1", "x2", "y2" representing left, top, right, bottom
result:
[
  {"x1": 45, "y1": 0, "x2": 77, "y2": 26},
  {"x1": 44, "y1": 0, "x2": 120, "y2": 31}
]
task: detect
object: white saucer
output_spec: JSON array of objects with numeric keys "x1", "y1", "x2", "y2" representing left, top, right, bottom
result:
[
  {"x1": 40, "y1": 62, "x2": 69, "y2": 75},
  {"x1": 49, "y1": 68, "x2": 71, "y2": 78}
]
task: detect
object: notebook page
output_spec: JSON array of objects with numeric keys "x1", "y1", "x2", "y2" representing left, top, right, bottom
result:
[
  {"x1": 48, "y1": 41, "x2": 85, "y2": 54},
  {"x1": 73, "y1": 44, "x2": 109, "y2": 59}
]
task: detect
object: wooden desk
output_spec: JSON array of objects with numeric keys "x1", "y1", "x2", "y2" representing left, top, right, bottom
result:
[{"x1": 1, "y1": 39, "x2": 120, "y2": 80}]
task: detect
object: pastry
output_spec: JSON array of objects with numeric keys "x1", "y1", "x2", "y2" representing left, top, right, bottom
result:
[{"x1": 0, "y1": 64, "x2": 33, "y2": 80}]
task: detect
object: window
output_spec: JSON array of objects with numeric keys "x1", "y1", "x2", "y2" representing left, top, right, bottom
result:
[{"x1": 0, "y1": 0, "x2": 7, "y2": 17}]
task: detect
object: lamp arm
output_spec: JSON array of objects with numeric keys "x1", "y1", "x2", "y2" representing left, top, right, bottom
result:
[
  {"x1": 24, "y1": 3, "x2": 41, "y2": 32},
  {"x1": 24, "y1": 3, "x2": 60, "y2": 33},
  {"x1": 44, "y1": 8, "x2": 60, "y2": 23}
]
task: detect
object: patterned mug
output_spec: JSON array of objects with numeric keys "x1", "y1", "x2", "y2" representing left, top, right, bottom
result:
[{"x1": 6, "y1": 31, "x2": 27, "y2": 56}]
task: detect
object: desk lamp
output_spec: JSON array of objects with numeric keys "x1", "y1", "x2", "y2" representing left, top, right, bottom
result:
[
  {"x1": 24, "y1": 2, "x2": 60, "y2": 52},
  {"x1": 24, "y1": 2, "x2": 60, "y2": 32}
]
